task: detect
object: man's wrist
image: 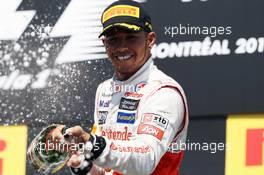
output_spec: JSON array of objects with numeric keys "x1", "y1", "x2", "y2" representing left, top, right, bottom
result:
[
  {"x1": 70, "y1": 160, "x2": 93, "y2": 175},
  {"x1": 84, "y1": 134, "x2": 106, "y2": 161},
  {"x1": 81, "y1": 132, "x2": 91, "y2": 143}
]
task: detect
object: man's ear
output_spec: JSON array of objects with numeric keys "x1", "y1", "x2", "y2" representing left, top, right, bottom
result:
[
  {"x1": 102, "y1": 37, "x2": 106, "y2": 46},
  {"x1": 102, "y1": 37, "x2": 109, "y2": 52},
  {"x1": 147, "y1": 32, "x2": 156, "y2": 49}
]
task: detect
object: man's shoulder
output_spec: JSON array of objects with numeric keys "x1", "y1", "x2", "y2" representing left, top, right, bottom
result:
[
  {"x1": 149, "y1": 66, "x2": 180, "y2": 87},
  {"x1": 99, "y1": 78, "x2": 112, "y2": 86},
  {"x1": 144, "y1": 66, "x2": 188, "y2": 99},
  {"x1": 96, "y1": 78, "x2": 112, "y2": 92}
]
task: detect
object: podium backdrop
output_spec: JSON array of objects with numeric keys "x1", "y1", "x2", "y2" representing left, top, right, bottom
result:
[{"x1": 0, "y1": 0, "x2": 263, "y2": 174}]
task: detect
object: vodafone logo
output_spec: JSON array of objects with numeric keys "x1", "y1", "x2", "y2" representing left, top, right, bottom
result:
[
  {"x1": 137, "y1": 124, "x2": 164, "y2": 140},
  {"x1": 124, "y1": 92, "x2": 143, "y2": 98}
]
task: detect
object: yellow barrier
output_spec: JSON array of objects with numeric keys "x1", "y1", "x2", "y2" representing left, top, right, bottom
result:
[
  {"x1": 0, "y1": 126, "x2": 27, "y2": 175},
  {"x1": 226, "y1": 114, "x2": 264, "y2": 175}
]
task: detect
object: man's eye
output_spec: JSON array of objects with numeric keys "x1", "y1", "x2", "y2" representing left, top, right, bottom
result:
[
  {"x1": 106, "y1": 37, "x2": 119, "y2": 46},
  {"x1": 126, "y1": 35, "x2": 138, "y2": 42},
  {"x1": 127, "y1": 35, "x2": 137, "y2": 39}
]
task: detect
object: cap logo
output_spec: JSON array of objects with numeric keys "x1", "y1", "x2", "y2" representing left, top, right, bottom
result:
[{"x1": 102, "y1": 5, "x2": 140, "y2": 23}]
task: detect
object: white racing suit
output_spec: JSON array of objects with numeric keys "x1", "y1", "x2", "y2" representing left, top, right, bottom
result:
[{"x1": 91, "y1": 58, "x2": 188, "y2": 175}]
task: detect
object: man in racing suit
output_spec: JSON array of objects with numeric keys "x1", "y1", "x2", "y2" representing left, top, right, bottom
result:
[{"x1": 54, "y1": 0, "x2": 189, "y2": 174}]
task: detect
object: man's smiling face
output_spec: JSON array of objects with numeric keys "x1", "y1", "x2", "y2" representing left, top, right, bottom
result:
[{"x1": 103, "y1": 27, "x2": 156, "y2": 80}]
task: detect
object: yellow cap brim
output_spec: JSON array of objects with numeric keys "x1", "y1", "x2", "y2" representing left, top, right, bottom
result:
[{"x1": 99, "y1": 23, "x2": 142, "y2": 38}]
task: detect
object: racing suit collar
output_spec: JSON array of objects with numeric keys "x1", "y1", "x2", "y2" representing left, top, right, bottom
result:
[{"x1": 113, "y1": 58, "x2": 154, "y2": 84}]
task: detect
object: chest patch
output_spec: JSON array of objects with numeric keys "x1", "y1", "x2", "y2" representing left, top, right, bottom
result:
[
  {"x1": 117, "y1": 112, "x2": 136, "y2": 124},
  {"x1": 98, "y1": 111, "x2": 108, "y2": 125},
  {"x1": 119, "y1": 97, "x2": 139, "y2": 111}
]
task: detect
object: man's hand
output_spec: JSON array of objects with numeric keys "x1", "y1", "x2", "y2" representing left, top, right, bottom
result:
[
  {"x1": 51, "y1": 124, "x2": 65, "y2": 141},
  {"x1": 67, "y1": 151, "x2": 84, "y2": 168},
  {"x1": 68, "y1": 152, "x2": 94, "y2": 174},
  {"x1": 63, "y1": 126, "x2": 107, "y2": 175},
  {"x1": 49, "y1": 125, "x2": 91, "y2": 153},
  {"x1": 64, "y1": 125, "x2": 91, "y2": 144},
  {"x1": 64, "y1": 126, "x2": 91, "y2": 168}
]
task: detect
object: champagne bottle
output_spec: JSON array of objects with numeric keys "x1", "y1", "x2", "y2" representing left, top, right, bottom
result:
[{"x1": 27, "y1": 124, "x2": 70, "y2": 174}]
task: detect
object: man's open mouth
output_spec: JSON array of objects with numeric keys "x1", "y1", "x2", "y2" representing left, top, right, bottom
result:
[{"x1": 116, "y1": 53, "x2": 134, "y2": 60}]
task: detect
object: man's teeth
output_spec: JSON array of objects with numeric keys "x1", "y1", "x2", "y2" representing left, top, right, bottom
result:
[{"x1": 117, "y1": 54, "x2": 133, "y2": 60}]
